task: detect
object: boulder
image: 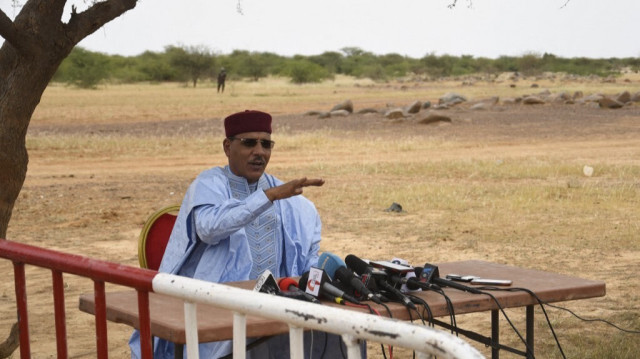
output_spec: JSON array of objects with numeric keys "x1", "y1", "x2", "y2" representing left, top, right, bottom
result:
[
  {"x1": 438, "y1": 92, "x2": 467, "y2": 106},
  {"x1": 330, "y1": 99, "x2": 354, "y2": 113},
  {"x1": 417, "y1": 113, "x2": 452, "y2": 125},
  {"x1": 318, "y1": 112, "x2": 331, "y2": 119},
  {"x1": 304, "y1": 110, "x2": 323, "y2": 116},
  {"x1": 356, "y1": 108, "x2": 379, "y2": 114},
  {"x1": 631, "y1": 92, "x2": 640, "y2": 102},
  {"x1": 549, "y1": 92, "x2": 571, "y2": 103},
  {"x1": 470, "y1": 103, "x2": 489, "y2": 111},
  {"x1": 421, "y1": 100, "x2": 432, "y2": 109},
  {"x1": 502, "y1": 97, "x2": 522, "y2": 105},
  {"x1": 598, "y1": 97, "x2": 624, "y2": 109},
  {"x1": 405, "y1": 100, "x2": 423, "y2": 114},
  {"x1": 616, "y1": 91, "x2": 631, "y2": 104},
  {"x1": 330, "y1": 110, "x2": 350, "y2": 117},
  {"x1": 384, "y1": 108, "x2": 406, "y2": 119},
  {"x1": 579, "y1": 94, "x2": 604, "y2": 103},
  {"x1": 522, "y1": 96, "x2": 545, "y2": 105}
]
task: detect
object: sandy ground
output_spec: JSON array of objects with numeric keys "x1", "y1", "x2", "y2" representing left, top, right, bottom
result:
[{"x1": 2, "y1": 96, "x2": 640, "y2": 358}]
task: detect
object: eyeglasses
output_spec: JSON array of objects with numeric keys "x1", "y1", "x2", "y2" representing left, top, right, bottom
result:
[{"x1": 228, "y1": 137, "x2": 275, "y2": 150}]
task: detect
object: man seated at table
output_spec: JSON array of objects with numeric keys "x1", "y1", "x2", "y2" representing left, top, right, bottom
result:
[{"x1": 129, "y1": 110, "x2": 350, "y2": 358}]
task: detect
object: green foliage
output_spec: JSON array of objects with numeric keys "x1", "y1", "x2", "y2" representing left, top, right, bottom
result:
[
  {"x1": 283, "y1": 60, "x2": 331, "y2": 84},
  {"x1": 51, "y1": 46, "x2": 639, "y2": 88},
  {"x1": 226, "y1": 50, "x2": 283, "y2": 81},
  {"x1": 165, "y1": 45, "x2": 216, "y2": 87},
  {"x1": 54, "y1": 47, "x2": 110, "y2": 88}
]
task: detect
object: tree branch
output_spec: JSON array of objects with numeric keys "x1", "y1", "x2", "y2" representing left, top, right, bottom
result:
[
  {"x1": 65, "y1": 0, "x2": 138, "y2": 45},
  {"x1": 0, "y1": 9, "x2": 21, "y2": 50}
]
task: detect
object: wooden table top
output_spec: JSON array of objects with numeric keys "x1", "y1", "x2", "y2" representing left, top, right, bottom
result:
[{"x1": 79, "y1": 260, "x2": 605, "y2": 343}]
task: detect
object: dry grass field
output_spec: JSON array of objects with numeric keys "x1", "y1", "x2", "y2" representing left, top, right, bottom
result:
[{"x1": 2, "y1": 74, "x2": 640, "y2": 358}]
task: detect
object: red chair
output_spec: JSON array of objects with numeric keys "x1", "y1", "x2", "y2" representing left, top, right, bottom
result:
[{"x1": 138, "y1": 205, "x2": 180, "y2": 270}]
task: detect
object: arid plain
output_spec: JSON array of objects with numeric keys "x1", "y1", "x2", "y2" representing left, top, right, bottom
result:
[{"x1": 2, "y1": 74, "x2": 639, "y2": 358}]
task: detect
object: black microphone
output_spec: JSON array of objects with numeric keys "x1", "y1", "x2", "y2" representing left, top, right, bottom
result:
[
  {"x1": 335, "y1": 266, "x2": 383, "y2": 304},
  {"x1": 254, "y1": 270, "x2": 323, "y2": 302},
  {"x1": 389, "y1": 271, "x2": 441, "y2": 291},
  {"x1": 278, "y1": 277, "x2": 321, "y2": 304},
  {"x1": 299, "y1": 268, "x2": 361, "y2": 304},
  {"x1": 345, "y1": 254, "x2": 416, "y2": 310},
  {"x1": 420, "y1": 263, "x2": 483, "y2": 295}
]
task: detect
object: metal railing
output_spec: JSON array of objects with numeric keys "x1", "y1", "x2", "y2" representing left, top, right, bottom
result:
[{"x1": 0, "y1": 239, "x2": 484, "y2": 359}]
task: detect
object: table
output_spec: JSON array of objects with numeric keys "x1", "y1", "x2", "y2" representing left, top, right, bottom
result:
[{"x1": 79, "y1": 260, "x2": 605, "y2": 358}]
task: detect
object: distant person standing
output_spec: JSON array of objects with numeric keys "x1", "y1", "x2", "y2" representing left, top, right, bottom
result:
[{"x1": 217, "y1": 67, "x2": 227, "y2": 93}]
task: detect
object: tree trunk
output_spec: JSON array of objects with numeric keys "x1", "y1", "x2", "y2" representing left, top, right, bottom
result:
[{"x1": 0, "y1": 1, "x2": 138, "y2": 356}]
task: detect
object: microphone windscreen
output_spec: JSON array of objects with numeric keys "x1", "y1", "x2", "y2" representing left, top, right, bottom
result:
[
  {"x1": 345, "y1": 254, "x2": 370, "y2": 275},
  {"x1": 317, "y1": 252, "x2": 347, "y2": 279},
  {"x1": 334, "y1": 266, "x2": 354, "y2": 283},
  {"x1": 278, "y1": 277, "x2": 299, "y2": 291}
]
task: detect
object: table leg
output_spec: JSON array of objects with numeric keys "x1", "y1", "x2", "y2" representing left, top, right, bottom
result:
[
  {"x1": 174, "y1": 343, "x2": 184, "y2": 359},
  {"x1": 526, "y1": 305, "x2": 534, "y2": 359},
  {"x1": 491, "y1": 309, "x2": 499, "y2": 359}
]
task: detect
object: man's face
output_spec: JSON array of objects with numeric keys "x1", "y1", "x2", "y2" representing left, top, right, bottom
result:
[{"x1": 223, "y1": 131, "x2": 273, "y2": 183}]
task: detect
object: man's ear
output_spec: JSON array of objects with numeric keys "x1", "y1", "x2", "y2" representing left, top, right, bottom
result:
[{"x1": 223, "y1": 138, "x2": 231, "y2": 156}]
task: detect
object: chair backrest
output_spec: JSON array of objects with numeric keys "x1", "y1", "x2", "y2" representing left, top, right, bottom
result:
[{"x1": 138, "y1": 205, "x2": 180, "y2": 270}]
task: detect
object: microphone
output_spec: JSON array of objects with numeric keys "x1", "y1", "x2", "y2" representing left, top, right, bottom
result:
[
  {"x1": 335, "y1": 266, "x2": 383, "y2": 304},
  {"x1": 299, "y1": 267, "x2": 361, "y2": 304},
  {"x1": 320, "y1": 252, "x2": 386, "y2": 304},
  {"x1": 345, "y1": 254, "x2": 416, "y2": 310},
  {"x1": 317, "y1": 251, "x2": 346, "y2": 279},
  {"x1": 253, "y1": 270, "x2": 321, "y2": 303},
  {"x1": 389, "y1": 270, "x2": 440, "y2": 292},
  {"x1": 420, "y1": 263, "x2": 483, "y2": 295},
  {"x1": 278, "y1": 277, "x2": 321, "y2": 304},
  {"x1": 253, "y1": 269, "x2": 280, "y2": 294}
]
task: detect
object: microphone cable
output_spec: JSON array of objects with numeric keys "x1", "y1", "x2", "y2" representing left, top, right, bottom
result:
[
  {"x1": 477, "y1": 285, "x2": 640, "y2": 359},
  {"x1": 458, "y1": 286, "x2": 536, "y2": 358}
]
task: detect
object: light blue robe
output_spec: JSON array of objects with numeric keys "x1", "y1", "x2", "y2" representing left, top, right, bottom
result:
[{"x1": 130, "y1": 166, "x2": 324, "y2": 358}]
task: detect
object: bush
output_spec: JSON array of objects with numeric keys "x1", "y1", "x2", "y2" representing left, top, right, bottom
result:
[{"x1": 284, "y1": 60, "x2": 330, "y2": 84}]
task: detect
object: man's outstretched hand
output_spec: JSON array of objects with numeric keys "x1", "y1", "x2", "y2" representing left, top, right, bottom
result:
[{"x1": 265, "y1": 177, "x2": 325, "y2": 202}]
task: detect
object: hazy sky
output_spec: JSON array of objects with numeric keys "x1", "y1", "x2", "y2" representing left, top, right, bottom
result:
[{"x1": 2, "y1": 0, "x2": 640, "y2": 59}]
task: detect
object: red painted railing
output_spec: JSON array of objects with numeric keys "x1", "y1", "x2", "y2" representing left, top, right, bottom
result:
[{"x1": 0, "y1": 239, "x2": 157, "y2": 359}]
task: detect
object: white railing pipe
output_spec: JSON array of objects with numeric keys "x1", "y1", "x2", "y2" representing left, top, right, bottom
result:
[{"x1": 152, "y1": 273, "x2": 484, "y2": 359}]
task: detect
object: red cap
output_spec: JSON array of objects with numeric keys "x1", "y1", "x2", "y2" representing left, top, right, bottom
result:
[{"x1": 224, "y1": 110, "x2": 272, "y2": 137}]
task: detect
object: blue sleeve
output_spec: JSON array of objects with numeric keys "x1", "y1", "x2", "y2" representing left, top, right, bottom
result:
[{"x1": 193, "y1": 189, "x2": 273, "y2": 245}]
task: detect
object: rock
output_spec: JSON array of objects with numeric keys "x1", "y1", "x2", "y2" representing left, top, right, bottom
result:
[
  {"x1": 405, "y1": 100, "x2": 422, "y2": 114},
  {"x1": 573, "y1": 91, "x2": 584, "y2": 100},
  {"x1": 330, "y1": 110, "x2": 350, "y2": 117},
  {"x1": 421, "y1": 101, "x2": 432, "y2": 109},
  {"x1": 417, "y1": 113, "x2": 452, "y2": 125},
  {"x1": 502, "y1": 97, "x2": 521, "y2": 105},
  {"x1": 304, "y1": 110, "x2": 323, "y2": 116},
  {"x1": 531, "y1": 83, "x2": 539, "y2": 88},
  {"x1": 384, "y1": 108, "x2": 406, "y2": 119},
  {"x1": 522, "y1": 96, "x2": 545, "y2": 105},
  {"x1": 598, "y1": 97, "x2": 624, "y2": 109},
  {"x1": 470, "y1": 103, "x2": 489, "y2": 111},
  {"x1": 616, "y1": 91, "x2": 631, "y2": 104},
  {"x1": 631, "y1": 92, "x2": 640, "y2": 102},
  {"x1": 384, "y1": 202, "x2": 404, "y2": 213},
  {"x1": 318, "y1": 112, "x2": 331, "y2": 119},
  {"x1": 549, "y1": 92, "x2": 571, "y2": 103},
  {"x1": 579, "y1": 94, "x2": 604, "y2": 103},
  {"x1": 356, "y1": 108, "x2": 379, "y2": 114},
  {"x1": 583, "y1": 165, "x2": 594, "y2": 177},
  {"x1": 330, "y1": 99, "x2": 354, "y2": 113},
  {"x1": 439, "y1": 92, "x2": 467, "y2": 106}
]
